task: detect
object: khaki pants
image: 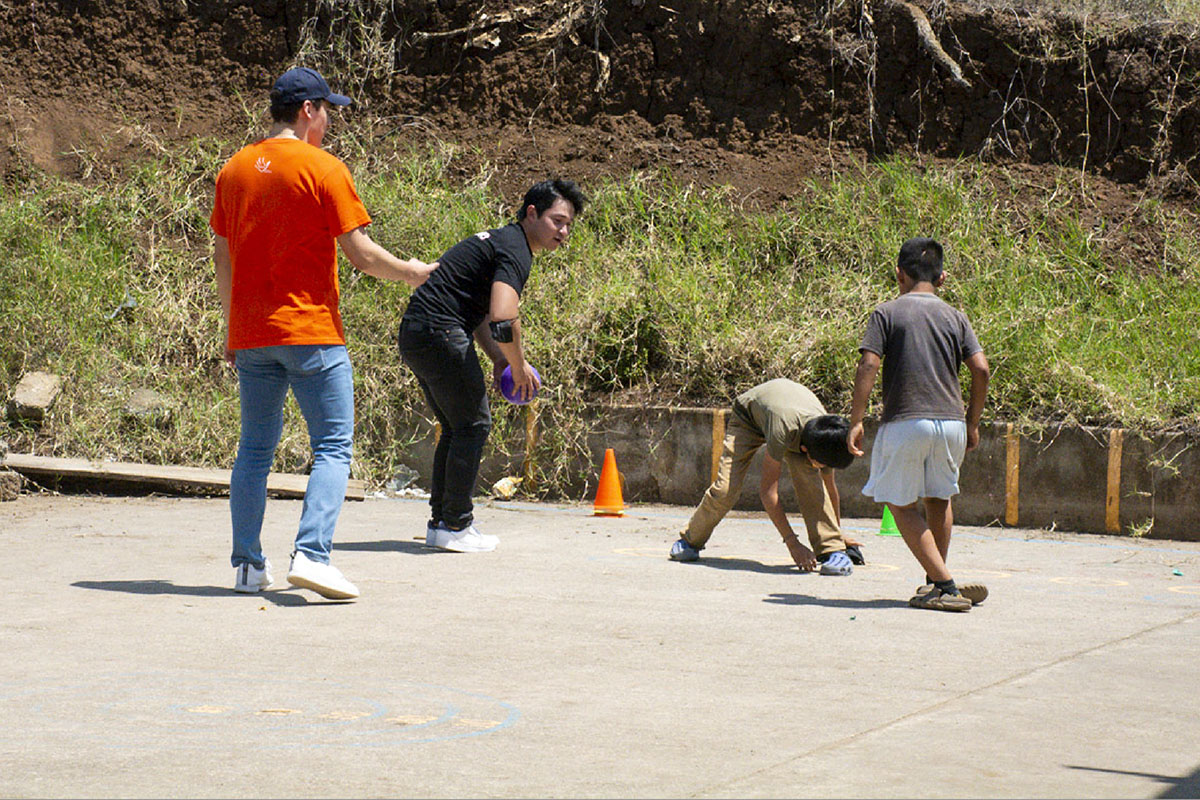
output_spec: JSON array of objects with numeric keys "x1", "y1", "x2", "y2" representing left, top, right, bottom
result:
[{"x1": 683, "y1": 413, "x2": 845, "y2": 557}]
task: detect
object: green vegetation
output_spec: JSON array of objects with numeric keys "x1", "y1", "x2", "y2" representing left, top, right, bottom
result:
[
  {"x1": 3, "y1": 124, "x2": 1198, "y2": 492},
  {"x1": 972, "y1": 0, "x2": 1200, "y2": 25},
  {"x1": 5, "y1": 0, "x2": 1200, "y2": 492}
]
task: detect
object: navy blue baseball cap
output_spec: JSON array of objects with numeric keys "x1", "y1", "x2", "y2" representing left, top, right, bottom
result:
[{"x1": 271, "y1": 67, "x2": 352, "y2": 107}]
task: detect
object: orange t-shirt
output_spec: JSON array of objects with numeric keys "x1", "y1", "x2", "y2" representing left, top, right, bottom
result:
[{"x1": 210, "y1": 138, "x2": 371, "y2": 349}]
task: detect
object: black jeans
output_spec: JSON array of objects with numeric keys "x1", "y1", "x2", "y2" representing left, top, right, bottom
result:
[{"x1": 398, "y1": 320, "x2": 491, "y2": 530}]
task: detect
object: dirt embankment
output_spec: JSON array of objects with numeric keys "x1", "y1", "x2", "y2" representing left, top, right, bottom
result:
[{"x1": 2, "y1": 1, "x2": 1198, "y2": 208}]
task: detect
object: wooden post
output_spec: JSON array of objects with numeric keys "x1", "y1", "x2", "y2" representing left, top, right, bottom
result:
[
  {"x1": 711, "y1": 409, "x2": 727, "y2": 485},
  {"x1": 1005, "y1": 423, "x2": 1020, "y2": 526},
  {"x1": 523, "y1": 401, "x2": 539, "y2": 487},
  {"x1": 1106, "y1": 429, "x2": 1124, "y2": 534}
]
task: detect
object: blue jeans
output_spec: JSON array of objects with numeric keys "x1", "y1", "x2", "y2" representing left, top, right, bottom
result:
[{"x1": 230, "y1": 345, "x2": 354, "y2": 568}]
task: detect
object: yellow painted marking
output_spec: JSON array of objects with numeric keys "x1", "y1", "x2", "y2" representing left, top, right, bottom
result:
[
  {"x1": 709, "y1": 555, "x2": 798, "y2": 565},
  {"x1": 186, "y1": 706, "x2": 230, "y2": 714},
  {"x1": 850, "y1": 562, "x2": 901, "y2": 573},
  {"x1": 523, "y1": 401, "x2": 539, "y2": 486},
  {"x1": 1005, "y1": 423, "x2": 1020, "y2": 526},
  {"x1": 616, "y1": 546, "x2": 900, "y2": 571},
  {"x1": 1106, "y1": 429, "x2": 1124, "y2": 534},
  {"x1": 616, "y1": 547, "x2": 792, "y2": 564},
  {"x1": 1049, "y1": 576, "x2": 1128, "y2": 587},
  {"x1": 257, "y1": 708, "x2": 302, "y2": 715},
  {"x1": 1168, "y1": 586, "x2": 1200, "y2": 596},
  {"x1": 386, "y1": 714, "x2": 439, "y2": 726},
  {"x1": 614, "y1": 547, "x2": 673, "y2": 557},
  {"x1": 319, "y1": 710, "x2": 371, "y2": 721},
  {"x1": 711, "y1": 410, "x2": 727, "y2": 485},
  {"x1": 452, "y1": 718, "x2": 502, "y2": 730}
]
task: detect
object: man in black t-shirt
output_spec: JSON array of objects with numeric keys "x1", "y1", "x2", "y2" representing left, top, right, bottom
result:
[{"x1": 399, "y1": 179, "x2": 586, "y2": 552}]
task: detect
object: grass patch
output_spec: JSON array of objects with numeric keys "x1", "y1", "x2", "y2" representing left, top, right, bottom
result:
[{"x1": 3, "y1": 125, "x2": 1199, "y2": 493}]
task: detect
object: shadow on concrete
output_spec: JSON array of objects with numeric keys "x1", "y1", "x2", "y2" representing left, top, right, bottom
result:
[
  {"x1": 764, "y1": 593, "x2": 910, "y2": 609},
  {"x1": 692, "y1": 557, "x2": 800, "y2": 575},
  {"x1": 70, "y1": 580, "x2": 335, "y2": 607},
  {"x1": 334, "y1": 540, "x2": 432, "y2": 555},
  {"x1": 1066, "y1": 764, "x2": 1200, "y2": 797}
]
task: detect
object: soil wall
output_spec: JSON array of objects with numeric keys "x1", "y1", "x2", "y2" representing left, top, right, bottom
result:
[{"x1": 2, "y1": 1, "x2": 1199, "y2": 195}]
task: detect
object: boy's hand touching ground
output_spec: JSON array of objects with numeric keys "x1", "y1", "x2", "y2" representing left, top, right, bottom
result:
[{"x1": 783, "y1": 535, "x2": 818, "y2": 572}]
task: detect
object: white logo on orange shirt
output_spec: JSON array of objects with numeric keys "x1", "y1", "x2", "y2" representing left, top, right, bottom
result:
[{"x1": 255, "y1": 157, "x2": 272, "y2": 173}]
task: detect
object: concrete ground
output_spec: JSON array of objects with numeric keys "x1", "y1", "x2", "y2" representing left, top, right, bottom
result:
[{"x1": 2, "y1": 492, "x2": 1199, "y2": 799}]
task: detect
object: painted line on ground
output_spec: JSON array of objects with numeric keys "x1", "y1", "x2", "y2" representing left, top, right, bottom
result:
[
  {"x1": 1049, "y1": 576, "x2": 1130, "y2": 587},
  {"x1": 400, "y1": 497, "x2": 1200, "y2": 556}
]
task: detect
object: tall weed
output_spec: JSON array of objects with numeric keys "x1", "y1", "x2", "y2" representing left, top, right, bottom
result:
[{"x1": 3, "y1": 129, "x2": 1198, "y2": 493}]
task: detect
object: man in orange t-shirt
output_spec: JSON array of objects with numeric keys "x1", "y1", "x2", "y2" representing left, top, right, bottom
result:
[{"x1": 211, "y1": 67, "x2": 436, "y2": 601}]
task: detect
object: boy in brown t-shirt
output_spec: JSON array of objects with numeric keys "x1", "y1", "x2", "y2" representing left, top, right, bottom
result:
[
  {"x1": 669, "y1": 379, "x2": 860, "y2": 574},
  {"x1": 848, "y1": 238, "x2": 990, "y2": 612}
]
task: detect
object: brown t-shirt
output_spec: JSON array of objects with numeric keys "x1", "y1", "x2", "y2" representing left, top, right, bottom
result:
[
  {"x1": 731, "y1": 378, "x2": 829, "y2": 462},
  {"x1": 859, "y1": 292, "x2": 982, "y2": 422}
]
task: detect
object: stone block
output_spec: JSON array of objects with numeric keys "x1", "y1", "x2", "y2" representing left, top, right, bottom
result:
[
  {"x1": 0, "y1": 469, "x2": 21, "y2": 501},
  {"x1": 122, "y1": 388, "x2": 175, "y2": 429},
  {"x1": 7, "y1": 372, "x2": 62, "y2": 424}
]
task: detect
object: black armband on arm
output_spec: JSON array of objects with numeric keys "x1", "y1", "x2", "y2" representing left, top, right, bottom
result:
[{"x1": 489, "y1": 318, "x2": 516, "y2": 343}]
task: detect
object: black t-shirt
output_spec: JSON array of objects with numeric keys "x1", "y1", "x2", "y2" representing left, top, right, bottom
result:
[{"x1": 402, "y1": 222, "x2": 533, "y2": 331}]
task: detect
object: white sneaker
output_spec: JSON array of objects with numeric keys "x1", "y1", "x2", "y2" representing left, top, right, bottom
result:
[
  {"x1": 286, "y1": 551, "x2": 359, "y2": 600},
  {"x1": 234, "y1": 558, "x2": 273, "y2": 593},
  {"x1": 427, "y1": 524, "x2": 498, "y2": 553},
  {"x1": 425, "y1": 521, "x2": 440, "y2": 546}
]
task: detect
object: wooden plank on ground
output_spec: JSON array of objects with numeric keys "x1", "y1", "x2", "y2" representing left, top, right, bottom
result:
[{"x1": 1, "y1": 454, "x2": 366, "y2": 501}]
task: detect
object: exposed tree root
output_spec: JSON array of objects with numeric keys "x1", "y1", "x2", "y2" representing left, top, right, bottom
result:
[{"x1": 888, "y1": 0, "x2": 972, "y2": 88}]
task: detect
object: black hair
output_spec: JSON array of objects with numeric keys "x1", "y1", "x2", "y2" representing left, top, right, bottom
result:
[
  {"x1": 801, "y1": 415, "x2": 855, "y2": 470},
  {"x1": 269, "y1": 92, "x2": 323, "y2": 124},
  {"x1": 897, "y1": 237, "x2": 944, "y2": 284},
  {"x1": 517, "y1": 179, "x2": 587, "y2": 220}
]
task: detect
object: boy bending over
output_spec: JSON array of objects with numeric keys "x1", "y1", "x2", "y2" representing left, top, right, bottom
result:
[{"x1": 669, "y1": 379, "x2": 860, "y2": 574}]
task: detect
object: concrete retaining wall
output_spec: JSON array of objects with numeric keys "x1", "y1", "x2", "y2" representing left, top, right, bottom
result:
[{"x1": 424, "y1": 404, "x2": 1198, "y2": 542}]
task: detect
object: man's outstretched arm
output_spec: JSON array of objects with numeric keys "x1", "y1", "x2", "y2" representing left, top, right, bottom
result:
[{"x1": 337, "y1": 227, "x2": 437, "y2": 287}]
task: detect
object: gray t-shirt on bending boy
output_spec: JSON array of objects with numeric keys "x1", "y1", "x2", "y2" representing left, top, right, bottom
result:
[{"x1": 859, "y1": 293, "x2": 982, "y2": 423}]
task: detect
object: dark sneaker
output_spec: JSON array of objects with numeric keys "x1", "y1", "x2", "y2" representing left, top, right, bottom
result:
[
  {"x1": 915, "y1": 582, "x2": 988, "y2": 605},
  {"x1": 844, "y1": 544, "x2": 865, "y2": 565},
  {"x1": 959, "y1": 583, "x2": 988, "y2": 605},
  {"x1": 818, "y1": 550, "x2": 853, "y2": 576},
  {"x1": 909, "y1": 587, "x2": 971, "y2": 612},
  {"x1": 668, "y1": 538, "x2": 700, "y2": 562}
]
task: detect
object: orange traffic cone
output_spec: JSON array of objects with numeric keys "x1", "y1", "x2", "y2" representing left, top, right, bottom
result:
[{"x1": 593, "y1": 448, "x2": 625, "y2": 517}]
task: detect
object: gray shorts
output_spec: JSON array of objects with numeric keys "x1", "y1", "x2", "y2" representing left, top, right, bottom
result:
[{"x1": 861, "y1": 418, "x2": 967, "y2": 506}]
